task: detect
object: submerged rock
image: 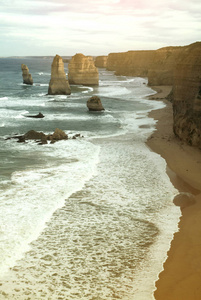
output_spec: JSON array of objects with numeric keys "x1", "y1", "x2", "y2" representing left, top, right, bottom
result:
[
  {"x1": 24, "y1": 112, "x2": 45, "y2": 118},
  {"x1": 68, "y1": 53, "x2": 99, "y2": 86},
  {"x1": 48, "y1": 54, "x2": 71, "y2": 95},
  {"x1": 21, "y1": 64, "x2": 33, "y2": 85},
  {"x1": 87, "y1": 96, "x2": 104, "y2": 111}
]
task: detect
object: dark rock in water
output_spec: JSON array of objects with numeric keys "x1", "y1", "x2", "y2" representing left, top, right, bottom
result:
[
  {"x1": 38, "y1": 137, "x2": 48, "y2": 145},
  {"x1": 17, "y1": 136, "x2": 26, "y2": 143},
  {"x1": 24, "y1": 130, "x2": 47, "y2": 140},
  {"x1": 21, "y1": 64, "x2": 33, "y2": 85},
  {"x1": 50, "y1": 128, "x2": 68, "y2": 142},
  {"x1": 87, "y1": 96, "x2": 105, "y2": 111},
  {"x1": 24, "y1": 112, "x2": 44, "y2": 118},
  {"x1": 6, "y1": 128, "x2": 81, "y2": 145}
]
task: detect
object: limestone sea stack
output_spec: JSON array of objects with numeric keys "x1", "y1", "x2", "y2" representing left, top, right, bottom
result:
[
  {"x1": 87, "y1": 96, "x2": 104, "y2": 111},
  {"x1": 95, "y1": 56, "x2": 108, "y2": 68},
  {"x1": 48, "y1": 55, "x2": 71, "y2": 95},
  {"x1": 68, "y1": 53, "x2": 99, "y2": 86},
  {"x1": 21, "y1": 64, "x2": 33, "y2": 85}
]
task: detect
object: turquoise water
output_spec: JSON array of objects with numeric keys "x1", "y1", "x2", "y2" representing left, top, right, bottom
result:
[{"x1": 0, "y1": 58, "x2": 180, "y2": 299}]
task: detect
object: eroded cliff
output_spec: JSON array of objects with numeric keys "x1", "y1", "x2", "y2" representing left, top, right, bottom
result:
[
  {"x1": 107, "y1": 50, "x2": 154, "y2": 77},
  {"x1": 107, "y1": 42, "x2": 201, "y2": 147},
  {"x1": 172, "y1": 42, "x2": 201, "y2": 147}
]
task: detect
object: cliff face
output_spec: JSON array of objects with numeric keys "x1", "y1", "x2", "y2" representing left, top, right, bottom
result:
[
  {"x1": 68, "y1": 54, "x2": 99, "y2": 86},
  {"x1": 21, "y1": 64, "x2": 33, "y2": 85},
  {"x1": 107, "y1": 42, "x2": 201, "y2": 147},
  {"x1": 172, "y1": 42, "x2": 201, "y2": 147},
  {"x1": 107, "y1": 50, "x2": 155, "y2": 77},
  {"x1": 48, "y1": 54, "x2": 71, "y2": 95},
  {"x1": 106, "y1": 48, "x2": 184, "y2": 85},
  {"x1": 147, "y1": 47, "x2": 183, "y2": 85},
  {"x1": 95, "y1": 56, "x2": 108, "y2": 68}
]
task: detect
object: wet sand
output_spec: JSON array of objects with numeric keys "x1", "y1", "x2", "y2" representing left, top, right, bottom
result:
[{"x1": 147, "y1": 86, "x2": 201, "y2": 300}]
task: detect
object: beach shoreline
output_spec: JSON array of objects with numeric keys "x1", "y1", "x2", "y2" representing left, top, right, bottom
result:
[{"x1": 147, "y1": 86, "x2": 201, "y2": 300}]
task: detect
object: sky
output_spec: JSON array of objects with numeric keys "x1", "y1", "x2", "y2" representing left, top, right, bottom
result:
[{"x1": 0, "y1": 0, "x2": 201, "y2": 57}]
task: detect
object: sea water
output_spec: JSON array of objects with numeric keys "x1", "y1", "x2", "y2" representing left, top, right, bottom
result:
[{"x1": 0, "y1": 57, "x2": 180, "y2": 299}]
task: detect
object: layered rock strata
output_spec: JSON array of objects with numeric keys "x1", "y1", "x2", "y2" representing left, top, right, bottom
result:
[
  {"x1": 148, "y1": 47, "x2": 183, "y2": 85},
  {"x1": 95, "y1": 56, "x2": 108, "y2": 68},
  {"x1": 87, "y1": 96, "x2": 104, "y2": 111},
  {"x1": 68, "y1": 54, "x2": 99, "y2": 85},
  {"x1": 21, "y1": 64, "x2": 33, "y2": 85},
  {"x1": 107, "y1": 50, "x2": 155, "y2": 77},
  {"x1": 172, "y1": 42, "x2": 201, "y2": 147},
  {"x1": 107, "y1": 42, "x2": 201, "y2": 147},
  {"x1": 106, "y1": 47, "x2": 183, "y2": 85},
  {"x1": 48, "y1": 55, "x2": 71, "y2": 95}
]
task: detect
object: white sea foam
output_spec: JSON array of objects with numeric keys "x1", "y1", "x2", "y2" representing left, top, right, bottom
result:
[
  {"x1": 81, "y1": 86, "x2": 94, "y2": 93},
  {"x1": 0, "y1": 139, "x2": 100, "y2": 276},
  {"x1": 0, "y1": 64, "x2": 181, "y2": 299}
]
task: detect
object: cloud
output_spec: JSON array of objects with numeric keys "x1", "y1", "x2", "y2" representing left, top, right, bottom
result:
[{"x1": 0, "y1": 0, "x2": 201, "y2": 56}]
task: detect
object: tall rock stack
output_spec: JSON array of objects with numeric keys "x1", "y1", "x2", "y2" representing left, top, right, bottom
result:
[
  {"x1": 48, "y1": 54, "x2": 71, "y2": 95},
  {"x1": 68, "y1": 53, "x2": 99, "y2": 86},
  {"x1": 172, "y1": 42, "x2": 201, "y2": 147},
  {"x1": 21, "y1": 64, "x2": 33, "y2": 85}
]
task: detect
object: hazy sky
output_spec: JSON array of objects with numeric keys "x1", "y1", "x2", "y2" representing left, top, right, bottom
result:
[{"x1": 1, "y1": 0, "x2": 201, "y2": 56}]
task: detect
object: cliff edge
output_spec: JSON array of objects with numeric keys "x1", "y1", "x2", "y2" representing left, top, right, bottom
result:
[{"x1": 172, "y1": 42, "x2": 201, "y2": 147}]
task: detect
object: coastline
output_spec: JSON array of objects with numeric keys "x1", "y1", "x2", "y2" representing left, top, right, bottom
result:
[{"x1": 147, "y1": 86, "x2": 201, "y2": 300}]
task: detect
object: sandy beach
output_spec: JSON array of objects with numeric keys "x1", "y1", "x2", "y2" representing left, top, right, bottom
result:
[{"x1": 147, "y1": 86, "x2": 201, "y2": 300}]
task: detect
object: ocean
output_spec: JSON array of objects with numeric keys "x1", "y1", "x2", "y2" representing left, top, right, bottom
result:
[{"x1": 0, "y1": 57, "x2": 180, "y2": 300}]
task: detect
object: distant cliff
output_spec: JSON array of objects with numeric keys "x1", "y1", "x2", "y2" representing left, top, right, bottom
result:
[
  {"x1": 106, "y1": 47, "x2": 183, "y2": 85},
  {"x1": 107, "y1": 50, "x2": 154, "y2": 77}
]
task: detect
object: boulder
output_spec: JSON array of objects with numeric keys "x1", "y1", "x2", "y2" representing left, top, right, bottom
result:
[
  {"x1": 68, "y1": 53, "x2": 99, "y2": 85},
  {"x1": 48, "y1": 54, "x2": 71, "y2": 95},
  {"x1": 21, "y1": 64, "x2": 33, "y2": 85},
  {"x1": 24, "y1": 130, "x2": 47, "y2": 140},
  {"x1": 87, "y1": 96, "x2": 104, "y2": 111},
  {"x1": 50, "y1": 128, "x2": 68, "y2": 141}
]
